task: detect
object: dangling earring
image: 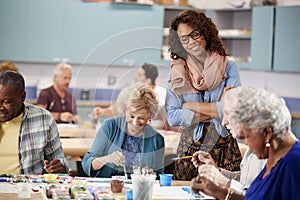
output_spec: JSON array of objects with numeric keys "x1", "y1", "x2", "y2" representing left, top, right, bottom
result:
[{"x1": 266, "y1": 142, "x2": 270, "y2": 147}]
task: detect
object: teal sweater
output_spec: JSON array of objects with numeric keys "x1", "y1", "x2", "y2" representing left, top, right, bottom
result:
[{"x1": 82, "y1": 117, "x2": 165, "y2": 177}]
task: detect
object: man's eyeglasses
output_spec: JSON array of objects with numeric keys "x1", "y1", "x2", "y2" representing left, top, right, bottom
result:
[{"x1": 179, "y1": 30, "x2": 201, "y2": 44}]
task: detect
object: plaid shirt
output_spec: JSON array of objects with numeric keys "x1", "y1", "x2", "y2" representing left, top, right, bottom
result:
[{"x1": 19, "y1": 103, "x2": 68, "y2": 174}]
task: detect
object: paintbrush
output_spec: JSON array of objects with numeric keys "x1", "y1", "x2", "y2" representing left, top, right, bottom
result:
[
  {"x1": 123, "y1": 165, "x2": 128, "y2": 180},
  {"x1": 171, "y1": 155, "x2": 194, "y2": 161}
]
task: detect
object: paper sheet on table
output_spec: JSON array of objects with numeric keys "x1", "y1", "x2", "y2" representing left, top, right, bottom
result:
[
  {"x1": 85, "y1": 177, "x2": 132, "y2": 188},
  {"x1": 57, "y1": 123, "x2": 79, "y2": 129},
  {"x1": 0, "y1": 183, "x2": 19, "y2": 193},
  {"x1": 153, "y1": 185, "x2": 214, "y2": 199}
]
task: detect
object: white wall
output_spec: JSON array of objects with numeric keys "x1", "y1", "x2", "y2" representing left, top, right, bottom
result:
[{"x1": 17, "y1": 62, "x2": 300, "y2": 98}]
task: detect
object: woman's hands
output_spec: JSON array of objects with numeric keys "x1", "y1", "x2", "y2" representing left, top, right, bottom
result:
[
  {"x1": 191, "y1": 164, "x2": 230, "y2": 199},
  {"x1": 191, "y1": 151, "x2": 216, "y2": 168},
  {"x1": 92, "y1": 151, "x2": 125, "y2": 171},
  {"x1": 107, "y1": 151, "x2": 125, "y2": 166}
]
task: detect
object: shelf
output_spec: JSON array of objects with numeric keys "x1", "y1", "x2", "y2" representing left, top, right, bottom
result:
[
  {"x1": 219, "y1": 29, "x2": 251, "y2": 39},
  {"x1": 111, "y1": 0, "x2": 154, "y2": 6},
  {"x1": 228, "y1": 56, "x2": 251, "y2": 63}
]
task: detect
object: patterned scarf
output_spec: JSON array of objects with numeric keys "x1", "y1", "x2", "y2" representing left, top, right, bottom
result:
[{"x1": 169, "y1": 52, "x2": 227, "y2": 95}]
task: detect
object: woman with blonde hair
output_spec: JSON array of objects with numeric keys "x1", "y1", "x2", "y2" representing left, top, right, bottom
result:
[
  {"x1": 82, "y1": 84, "x2": 165, "y2": 177},
  {"x1": 0, "y1": 61, "x2": 19, "y2": 72}
]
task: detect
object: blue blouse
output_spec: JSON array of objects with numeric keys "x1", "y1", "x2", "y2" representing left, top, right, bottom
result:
[
  {"x1": 165, "y1": 60, "x2": 241, "y2": 142},
  {"x1": 121, "y1": 134, "x2": 143, "y2": 168},
  {"x1": 245, "y1": 142, "x2": 300, "y2": 200},
  {"x1": 81, "y1": 117, "x2": 165, "y2": 178}
]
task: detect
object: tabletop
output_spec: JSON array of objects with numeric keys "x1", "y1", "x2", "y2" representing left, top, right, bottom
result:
[
  {"x1": 0, "y1": 179, "x2": 214, "y2": 200},
  {"x1": 59, "y1": 127, "x2": 182, "y2": 158}
]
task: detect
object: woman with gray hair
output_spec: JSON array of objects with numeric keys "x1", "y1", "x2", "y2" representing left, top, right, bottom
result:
[
  {"x1": 191, "y1": 87, "x2": 300, "y2": 200},
  {"x1": 230, "y1": 88, "x2": 300, "y2": 199},
  {"x1": 82, "y1": 84, "x2": 165, "y2": 178}
]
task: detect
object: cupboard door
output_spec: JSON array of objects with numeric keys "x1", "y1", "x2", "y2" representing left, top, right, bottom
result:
[
  {"x1": 250, "y1": 6, "x2": 274, "y2": 71},
  {"x1": 0, "y1": 0, "x2": 29, "y2": 61},
  {"x1": 210, "y1": 7, "x2": 274, "y2": 71},
  {"x1": 26, "y1": 0, "x2": 64, "y2": 62},
  {"x1": 61, "y1": 1, "x2": 99, "y2": 64},
  {"x1": 273, "y1": 6, "x2": 300, "y2": 72},
  {"x1": 85, "y1": 3, "x2": 164, "y2": 66}
]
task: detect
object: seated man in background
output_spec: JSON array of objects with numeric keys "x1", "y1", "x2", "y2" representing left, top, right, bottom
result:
[
  {"x1": 37, "y1": 62, "x2": 82, "y2": 124},
  {"x1": 0, "y1": 71, "x2": 69, "y2": 174},
  {"x1": 93, "y1": 63, "x2": 170, "y2": 130}
]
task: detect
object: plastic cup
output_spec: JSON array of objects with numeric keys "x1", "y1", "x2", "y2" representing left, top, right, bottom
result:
[
  {"x1": 125, "y1": 189, "x2": 133, "y2": 200},
  {"x1": 132, "y1": 174, "x2": 156, "y2": 200},
  {"x1": 110, "y1": 176, "x2": 125, "y2": 193},
  {"x1": 159, "y1": 174, "x2": 173, "y2": 186},
  {"x1": 18, "y1": 183, "x2": 31, "y2": 198}
]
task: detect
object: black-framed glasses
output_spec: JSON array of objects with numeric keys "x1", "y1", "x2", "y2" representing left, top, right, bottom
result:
[{"x1": 179, "y1": 30, "x2": 201, "y2": 44}]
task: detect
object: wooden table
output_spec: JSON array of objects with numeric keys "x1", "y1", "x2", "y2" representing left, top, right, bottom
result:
[
  {"x1": 60, "y1": 129, "x2": 181, "y2": 158},
  {"x1": 58, "y1": 124, "x2": 96, "y2": 138},
  {"x1": 59, "y1": 127, "x2": 248, "y2": 161},
  {"x1": 0, "y1": 193, "x2": 43, "y2": 200},
  {"x1": 0, "y1": 183, "x2": 45, "y2": 200},
  {"x1": 61, "y1": 138, "x2": 94, "y2": 157}
]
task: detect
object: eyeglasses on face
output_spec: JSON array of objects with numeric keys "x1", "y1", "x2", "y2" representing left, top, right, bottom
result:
[{"x1": 179, "y1": 30, "x2": 201, "y2": 44}]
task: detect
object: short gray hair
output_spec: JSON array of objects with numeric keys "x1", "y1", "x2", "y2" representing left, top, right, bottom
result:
[
  {"x1": 230, "y1": 86, "x2": 291, "y2": 140},
  {"x1": 53, "y1": 62, "x2": 72, "y2": 75}
]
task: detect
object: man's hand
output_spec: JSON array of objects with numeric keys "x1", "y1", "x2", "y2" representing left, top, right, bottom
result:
[{"x1": 44, "y1": 159, "x2": 67, "y2": 174}]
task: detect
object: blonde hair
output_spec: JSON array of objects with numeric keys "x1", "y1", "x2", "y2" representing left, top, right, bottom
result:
[
  {"x1": 0, "y1": 61, "x2": 19, "y2": 72},
  {"x1": 117, "y1": 83, "x2": 159, "y2": 119}
]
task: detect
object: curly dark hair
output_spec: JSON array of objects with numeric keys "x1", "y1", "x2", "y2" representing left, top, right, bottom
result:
[{"x1": 168, "y1": 9, "x2": 228, "y2": 60}]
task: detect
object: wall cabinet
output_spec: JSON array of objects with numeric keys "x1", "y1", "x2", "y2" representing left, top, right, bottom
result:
[
  {"x1": 26, "y1": 0, "x2": 65, "y2": 62},
  {"x1": 0, "y1": 0, "x2": 31, "y2": 62},
  {"x1": 210, "y1": 7, "x2": 274, "y2": 71},
  {"x1": 273, "y1": 6, "x2": 300, "y2": 72},
  {"x1": 0, "y1": 1, "x2": 298, "y2": 71},
  {"x1": 86, "y1": 3, "x2": 164, "y2": 66},
  {"x1": 0, "y1": 0, "x2": 164, "y2": 66}
]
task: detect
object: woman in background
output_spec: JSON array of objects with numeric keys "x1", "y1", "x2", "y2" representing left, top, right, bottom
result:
[
  {"x1": 166, "y1": 9, "x2": 242, "y2": 180},
  {"x1": 0, "y1": 61, "x2": 19, "y2": 72},
  {"x1": 82, "y1": 84, "x2": 165, "y2": 177}
]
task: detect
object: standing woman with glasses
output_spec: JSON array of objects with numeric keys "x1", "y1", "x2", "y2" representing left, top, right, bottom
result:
[{"x1": 166, "y1": 9, "x2": 242, "y2": 180}]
